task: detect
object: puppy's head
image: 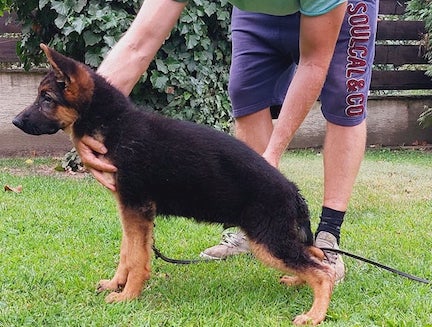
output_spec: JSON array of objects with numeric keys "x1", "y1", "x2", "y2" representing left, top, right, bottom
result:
[{"x1": 13, "y1": 44, "x2": 94, "y2": 135}]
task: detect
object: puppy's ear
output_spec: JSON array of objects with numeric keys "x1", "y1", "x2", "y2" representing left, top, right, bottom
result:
[
  {"x1": 40, "y1": 43, "x2": 75, "y2": 87},
  {"x1": 39, "y1": 43, "x2": 94, "y2": 106}
]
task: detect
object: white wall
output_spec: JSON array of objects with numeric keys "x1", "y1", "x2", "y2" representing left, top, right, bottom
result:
[{"x1": 1, "y1": 71, "x2": 431, "y2": 156}]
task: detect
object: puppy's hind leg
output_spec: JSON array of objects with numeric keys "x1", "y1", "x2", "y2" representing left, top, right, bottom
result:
[
  {"x1": 249, "y1": 241, "x2": 335, "y2": 326},
  {"x1": 280, "y1": 246, "x2": 326, "y2": 287},
  {"x1": 98, "y1": 201, "x2": 155, "y2": 303},
  {"x1": 291, "y1": 246, "x2": 335, "y2": 325}
]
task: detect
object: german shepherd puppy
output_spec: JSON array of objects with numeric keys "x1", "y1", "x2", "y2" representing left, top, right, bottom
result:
[{"x1": 13, "y1": 44, "x2": 335, "y2": 325}]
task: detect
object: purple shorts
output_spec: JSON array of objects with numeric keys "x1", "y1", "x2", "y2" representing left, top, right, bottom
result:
[{"x1": 228, "y1": 0, "x2": 378, "y2": 126}]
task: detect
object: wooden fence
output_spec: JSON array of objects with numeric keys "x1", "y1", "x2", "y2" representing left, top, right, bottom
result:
[
  {"x1": 0, "y1": 12, "x2": 20, "y2": 62},
  {"x1": 372, "y1": 0, "x2": 432, "y2": 91}
]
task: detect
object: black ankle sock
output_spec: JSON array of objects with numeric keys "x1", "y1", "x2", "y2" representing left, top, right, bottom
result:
[{"x1": 315, "y1": 206, "x2": 345, "y2": 243}]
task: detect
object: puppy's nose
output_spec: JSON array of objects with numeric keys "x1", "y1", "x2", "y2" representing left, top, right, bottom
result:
[{"x1": 12, "y1": 117, "x2": 24, "y2": 129}]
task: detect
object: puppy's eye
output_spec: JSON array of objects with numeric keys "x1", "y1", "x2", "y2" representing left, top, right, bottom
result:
[
  {"x1": 41, "y1": 91, "x2": 53, "y2": 103},
  {"x1": 57, "y1": 81, "x2": 66, "y2": 90}
]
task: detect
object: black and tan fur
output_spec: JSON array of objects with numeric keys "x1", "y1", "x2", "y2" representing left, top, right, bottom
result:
[{"x1": 13, "y1": 44, "x2": 335, "y2": 325}]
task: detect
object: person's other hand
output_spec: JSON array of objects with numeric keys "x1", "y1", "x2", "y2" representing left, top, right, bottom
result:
[{"x1": 74, "y1": 135, "x2": 118, "y2": 191}]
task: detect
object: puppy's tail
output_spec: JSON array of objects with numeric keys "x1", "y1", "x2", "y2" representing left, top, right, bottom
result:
[{"x1": 295, "y1": 192, "x2": 314, "y2": 245}]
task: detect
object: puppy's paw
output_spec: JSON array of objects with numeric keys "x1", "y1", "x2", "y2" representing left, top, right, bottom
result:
[
  {"x1": 105, "y1": 291, "x2": 140, "y2": 303},
  {"x1": 293, "y1": 313, "x2": 317, "y2": 326},
  {"x1": 96, "y1": 279, "x2": 123, "y2": 293},
  {"x1": 105, "y1": 291, "x2": 125, "y2": 303},
  {"x1": 280, "y1": 275, "x2": 305, "y2": 287}
]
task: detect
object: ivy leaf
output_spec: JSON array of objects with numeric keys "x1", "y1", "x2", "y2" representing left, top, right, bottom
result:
[
  {"x1": 166, "y1": 57, "x2": 181, "y2": 72},
  {"x1": 155, "y1": 59, "x2": 168, "y2": 74},
  {"x1": 150, "y1": 72, "x2": 169, "y2": 90},
  {"x1": 85, "y1": 50, "x2": 102, "y2": 67},
  {"x1": 101, "y1": 15, "x2": 118, "y2": 30},
  {"x1": 54, "y1": 14, "x2": 67, "y2": 29},
  {"x1": 39, "y1": 0, "x2": 50, "y2": 10},
  {"x1": 63, "y1": 24, "x2": 79, "y2": 36},
  {"x1": 181, "y1": 12, "x2": 194, "y2": 23},
  {"x1": 204, "y1": 2, "x2": 216, "y2": 16},
  {"x1": 71, "y1": 16, "x2": 86, "y2": 34},
  {"x1": 51, "y1": 0, "x2": 69, "y2": 16},
  {"x1": 73, "y1": 0, "x2": 87, "y2": 13},
  {"x1": 103, "y1": 35, "x2": 117, "y2": 48},
  {"x1": 217, "y1": 10, "x2": 230, "y2": 21},
  {"x1": 185, "y1": 34, "x2": 199, "y2": 49},
  {"x1": 180, "y1": 24, "x2": 189, "y2": 35},
  {"x1": 83, "y1": 30, "x2": 101, "y2": 46},
  {"x1": 192, "y1": 20, "x2": 204, "y2": 35},
  {"x1": 183, "y1": 92, "x2": 192, "y2": 100}
]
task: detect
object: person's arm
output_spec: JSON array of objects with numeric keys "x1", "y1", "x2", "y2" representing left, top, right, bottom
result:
[
  {"x1": 262, "y1": 3, "x2": 347, "y2": 168},
  {"x1": 97, "y1": 0, "x2": 187, "y2": 94},
  {"x1": 74, "y1": 0, "x2": 187, "y2": 190}
]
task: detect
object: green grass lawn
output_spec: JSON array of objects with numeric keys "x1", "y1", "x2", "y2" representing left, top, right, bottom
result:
[{"x1": 0, "y1": 149, "x2": 431, "y2": 326}]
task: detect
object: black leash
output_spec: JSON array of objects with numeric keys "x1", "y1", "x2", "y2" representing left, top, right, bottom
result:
[
  {"x1": 152, "y1": 244, "x2": 216, "y2": 265},
  {"x1": 320, "y1": 247, "x2": 432, "y2": 285},
  {"x1": 152, "y1": 244, "x2": 431, "y2": 285}
]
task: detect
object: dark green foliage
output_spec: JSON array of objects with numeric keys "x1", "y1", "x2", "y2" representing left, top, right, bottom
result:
[
  {"x1": 133, "y1": 0, "x2": 233, "y2": 131},
  {"x1": 60, "y1": 148, "x2": 83, "y2": 172},
  {"x1": 418, "y1": 106, "x2": 432, "y2": 128},
  {"x1": 10, "y1": 0, "x2": 142, "y2": 69},
  {"x1": 6, "y1": 0, "x2": 233, "y2": 131},
  {"x1": 0, "y1": 0, "x2": 12, "y2": 15}
]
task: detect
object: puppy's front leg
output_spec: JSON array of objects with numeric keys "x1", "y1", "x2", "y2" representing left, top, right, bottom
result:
[
  {"x1": 98, "y1": 204, "x2": 154, "y2": 303},
  {"x1": 97, "y1": 233, "x2": 129, "y2": 294}
]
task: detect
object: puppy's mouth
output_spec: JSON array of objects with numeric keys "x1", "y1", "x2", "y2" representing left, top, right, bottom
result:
[{"x1": 12, "y1": 117, "x2": 60, "y2": 135}]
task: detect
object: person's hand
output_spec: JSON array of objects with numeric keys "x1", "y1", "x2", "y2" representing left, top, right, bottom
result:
[{"x1": 74, "y1": 135, "x2": 118, "y2": 191}]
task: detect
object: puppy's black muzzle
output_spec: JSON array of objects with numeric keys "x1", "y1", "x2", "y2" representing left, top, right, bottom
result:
[{"x1": 13, "y1": 108, "x2": 61, "y2": 135}]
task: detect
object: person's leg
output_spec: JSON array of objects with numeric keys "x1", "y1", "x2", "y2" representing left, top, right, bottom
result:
[
  {"x1": 234, "y1": 109, "x2": 274, "y2": 155},
  {"x1": 317, "y1": 121, "x2": 366, "y2": 238},
  {"x1": 314, "y1": 0, "x2": 378, "y2": 282},
  {"x1": 315, "y1": 120, "x2": 366, "y2": 281},
  {"x1": 200, "y1": 109, "x2": 274, "y2": 259},
  {"x1": 323, "y1": 121, "x2": 366, "y2": 213},
  {"x1": 200, "y1": 8, "x2": 298, "y2": 259}
]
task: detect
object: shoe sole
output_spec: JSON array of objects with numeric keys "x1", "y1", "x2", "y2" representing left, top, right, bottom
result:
[{"x1": 199, "y1": 252, "x2": 226, "y2": 260}]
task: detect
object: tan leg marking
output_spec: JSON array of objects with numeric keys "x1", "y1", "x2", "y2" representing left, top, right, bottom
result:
[
  {"x1": 249, "y1": 241, "x2": 335, "y2": 326},
  {"x1": 280, "y1": 246, "x2": 326, "y2": 287},
  {"x1": 280, "y1": 275, "x2": 305, "y2": 287},
  {"x1": 97, "y1": 202, "x2": 155, "y2": 303}
]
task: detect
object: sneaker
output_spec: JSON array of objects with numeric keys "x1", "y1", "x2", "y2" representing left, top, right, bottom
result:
[
  {"x1": 200, "y1": 231, "x2": 250, "y2": 260},
  {"x1": 315, "y1": 231, "x2": 345, "y2": 283}
]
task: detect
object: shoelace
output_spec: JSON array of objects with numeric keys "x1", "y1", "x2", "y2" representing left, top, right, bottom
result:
[
  {"x1": 220, "y1": 232, "x2": 245, "y2": 247},
  {"x1": 322, "y1": 250, "x2": 339, "y2": 265}
]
